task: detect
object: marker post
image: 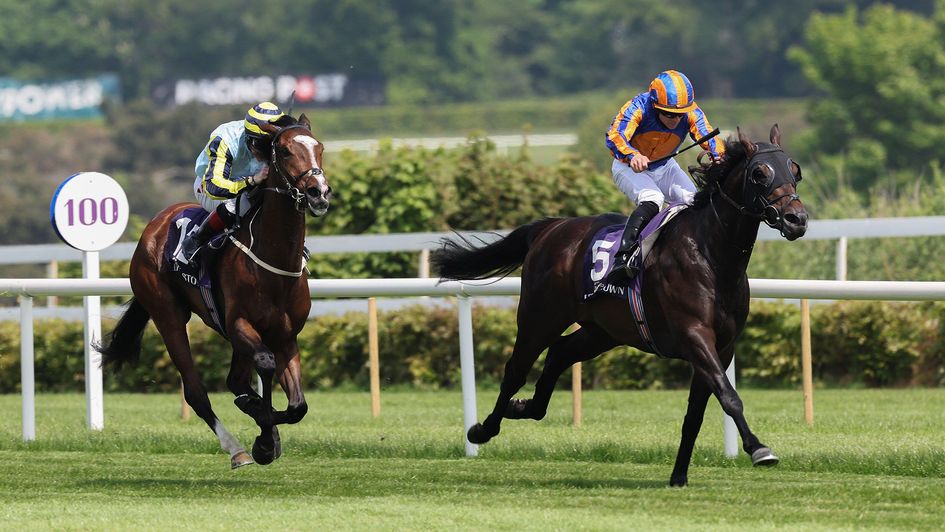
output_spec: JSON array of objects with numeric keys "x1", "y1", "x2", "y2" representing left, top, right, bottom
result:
[{"x1": 50, "y1": 172, "x2": 129, "y2": 431}]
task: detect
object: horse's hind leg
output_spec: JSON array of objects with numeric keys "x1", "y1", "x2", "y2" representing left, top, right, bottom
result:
[
  {"x1": 149, "y1": 310, "x2": 253, "y2": 469},
  {"x1": 467, "y1": 300, "x2": 572, "y2": 445},
  {"x1": 506, "y1": 323, "x2": 617, "y2": 421}
]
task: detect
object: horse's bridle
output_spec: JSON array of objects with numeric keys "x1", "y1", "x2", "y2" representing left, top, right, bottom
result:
[
  {"x1": 712, "y1": 143, "x2": 802, "y2": 241},
  {"x1": 263, "y1": 124, "x2": 330, "y2": 215}
]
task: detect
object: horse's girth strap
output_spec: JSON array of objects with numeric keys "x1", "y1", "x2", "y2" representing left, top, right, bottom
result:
[
  {"x1": 628, "y1": 274, "x2": 665, "y2": 358},
  {"x1": 228, "y1": 236, "x2": 306, "y2": 277}
]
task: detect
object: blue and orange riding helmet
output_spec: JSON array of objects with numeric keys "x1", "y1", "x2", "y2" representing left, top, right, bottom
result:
[
  {"x1": 244, "y1": 101, "x2": 285, "y2": 139},
  {"x1": 648, "y1": 70, "x2": 698, "y2": 114}
]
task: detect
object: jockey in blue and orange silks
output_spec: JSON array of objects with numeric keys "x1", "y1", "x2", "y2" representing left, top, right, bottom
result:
[
  {"x1": 175, "y1": 102, "x2": 284, "y2": 265},
  {"x1": 605, "y1": 70, "x2": 725, "y2": 278}
]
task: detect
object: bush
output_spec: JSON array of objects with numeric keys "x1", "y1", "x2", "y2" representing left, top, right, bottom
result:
[{"x1": 3, "y1": 300, "x2": 942, "y2": 394}]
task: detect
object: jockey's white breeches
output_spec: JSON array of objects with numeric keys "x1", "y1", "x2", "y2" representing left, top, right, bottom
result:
[{"x1": 611, "y1": 158, "x2": 696, "y2": 207}]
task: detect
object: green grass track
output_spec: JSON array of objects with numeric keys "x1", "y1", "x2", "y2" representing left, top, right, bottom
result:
[{"x1": 1, "y1": 389, "x2": 942, "y2": 530}]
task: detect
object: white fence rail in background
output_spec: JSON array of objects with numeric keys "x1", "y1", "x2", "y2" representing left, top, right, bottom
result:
[
  {"x1": 3, "y1": 216, "x2": 945, "y2": 284},
  {"x1": 323, "y1": 133, "x2": 578, "y2": 153},
  {"x1": 6, "y1": 277, "x2": 945, "y2": 457}
]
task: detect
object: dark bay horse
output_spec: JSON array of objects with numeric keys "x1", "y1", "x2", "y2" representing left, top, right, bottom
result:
[
  {"x1": 432, "y1": 125, "x2": 807, "y2": 486},
  {"x1": 97, "y1": 114, "x2": 331, "y2": 469}
]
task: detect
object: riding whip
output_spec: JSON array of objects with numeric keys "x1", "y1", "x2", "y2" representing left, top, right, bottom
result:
[{"x1": 648, "y1": 127, "x2": 721, "y2": 166}]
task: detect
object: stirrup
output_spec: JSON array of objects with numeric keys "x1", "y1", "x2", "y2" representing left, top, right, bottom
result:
[
  {"x1": 608, "y1": 248, "x2": 640, "y2": 281},
  {"x1": 174, "y1": 240, "x2": 203, "y2": 265}
]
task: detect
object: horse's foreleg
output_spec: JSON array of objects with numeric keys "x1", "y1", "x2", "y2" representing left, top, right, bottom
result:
[
  {"x1": 688, "y1": 338, "x2": 779, "y2": 468},
  {"x1": 507, "y1": 323, "x2": 616, "y2": 421},
  {"x1": 229, "y1": 319, "x2": 278, "y2": 465},
  {"x1": 226, "y1": 349, "x2": 258, "y2": 398},
  {"x1": 273, "y1": 351, "x2": 308, "y2": 425},
  {"x1": 669, "y1": 377, "x2": 711, "y2": 487}
]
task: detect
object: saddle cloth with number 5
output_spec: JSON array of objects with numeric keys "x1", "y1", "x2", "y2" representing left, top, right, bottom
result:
[{"x1": 582, "y1": 203, "x2": 688, "y2": 301}]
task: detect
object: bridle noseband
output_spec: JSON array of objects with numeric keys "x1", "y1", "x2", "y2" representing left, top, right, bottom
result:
[{"x1": 262, "y1": 124, "x2": 330, "y2": 214}]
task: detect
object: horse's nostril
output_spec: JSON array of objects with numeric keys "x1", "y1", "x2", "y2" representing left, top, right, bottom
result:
[{"x1": 784, "y1": 213, "x2": 802, "y2": 226}]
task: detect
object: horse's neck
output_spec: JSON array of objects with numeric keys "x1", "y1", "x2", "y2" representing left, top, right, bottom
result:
[
  {"x1": 248, "y1": 196, "x2": 307, "y2": 268},
  {"x1": 697, "y1": 196, "x2": 760, "y2": 276}
]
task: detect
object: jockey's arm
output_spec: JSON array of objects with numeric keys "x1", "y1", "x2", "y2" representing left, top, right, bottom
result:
[
  {"x1": 202, "y1": 136, "x2": 253, "y2": 199},
  {"x1": 606, "y1": 99, "x2": 644, "y2": 164},
  {"x1": 688, "y1": 108, "x2": 725, "y2": 161}
]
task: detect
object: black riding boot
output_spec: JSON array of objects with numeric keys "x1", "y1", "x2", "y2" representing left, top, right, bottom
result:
[
  {"x1": 612, "y1": 201, "x2": 660, "y2": 279},
  {"x1": 176, "y1": 215, "x2": 218, "y2": 265}
]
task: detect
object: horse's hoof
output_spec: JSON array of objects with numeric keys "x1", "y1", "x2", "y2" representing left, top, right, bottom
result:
[
  {"x1": 230, "y1": 451, "x2": 254, "y2": 469},
  {"x1": 751, "y1": 447, "x2": 780, "y2": 466},
  {"x1": 466, "y1": 423, "x2": 493, "y2": 445},
  {"x1": 669, "y1": 475, "x2": 688, "y2": 487},
  {"x1": 252, "y1": 439, "x2": 276, "y2": 465}
]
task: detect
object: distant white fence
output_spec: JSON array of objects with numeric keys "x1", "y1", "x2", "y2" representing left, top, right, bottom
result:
[
  {"x1": 323, "y1": 133, "x2": 578, "y2": 153},
  {"x1": 4, "y1": 216, "x2": 945, "y2": 279},
  {"x1": 6, "y1": 277, "x2": 945, "y2": 458}
]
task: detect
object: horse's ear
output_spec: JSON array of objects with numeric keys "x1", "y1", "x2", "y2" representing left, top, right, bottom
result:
[
  {"x1": 260, "y1": 121, "x2": 281, "y2": 138},
  {"x1": 769, "y1": 123, "x2": 781, "y2": 146},
  {"x1": 298, "y1": 113, "x2": 311, "y2": 131},
  {"x1": 737, "y1": 126, "x2": 757, "y2": 157}
]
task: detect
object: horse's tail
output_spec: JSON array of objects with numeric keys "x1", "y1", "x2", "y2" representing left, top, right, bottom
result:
[
  {"x1": 432, "y1": 218, "x2": 560, "y2": 281},
  {"x1": 94, "y1": 298, "x2": 151, "y2": 370}
]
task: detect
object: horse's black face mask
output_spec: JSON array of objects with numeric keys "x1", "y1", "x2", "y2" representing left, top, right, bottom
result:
[{"x1": 742, "y1": 143, "x2": 804, "y2": 232}]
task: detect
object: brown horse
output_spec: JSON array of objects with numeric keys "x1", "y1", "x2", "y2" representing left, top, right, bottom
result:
[
  {"x1": 432, "y1": 125, "x2": 807, "y2": 486},
  {"x1": 96, "y1": 113, "x2": 331, "y2": 468}
]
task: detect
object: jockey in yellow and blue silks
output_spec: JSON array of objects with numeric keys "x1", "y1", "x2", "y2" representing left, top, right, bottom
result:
[
  {"x1": 175, "y1": 102, "x2": 284, "y2": 265},
  {"x1": 604, "y1": 70, "x2": 725, "y2": 279}
]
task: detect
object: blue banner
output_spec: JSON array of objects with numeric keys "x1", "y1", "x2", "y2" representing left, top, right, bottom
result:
[{"x1": 0, "y1": 74, "x2": 121, "y2": 121}]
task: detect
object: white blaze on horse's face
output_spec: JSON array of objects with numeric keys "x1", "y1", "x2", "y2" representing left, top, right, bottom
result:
[{"x1": 293, "y1": 135, "x2": 328, "y2": 189}]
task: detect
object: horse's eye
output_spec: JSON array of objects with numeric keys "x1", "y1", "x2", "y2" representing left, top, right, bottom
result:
[
  {"x1": 788, "y1": 159, "x2": 802, "y2": 183},
  {"x1": 751, "y1": 164, "x2": 773, "y2": 186}
]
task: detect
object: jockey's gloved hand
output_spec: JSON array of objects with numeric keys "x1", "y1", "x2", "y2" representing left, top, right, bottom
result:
[{"x1": 247, "y1": 166, "x2": 269, "y2": 186}]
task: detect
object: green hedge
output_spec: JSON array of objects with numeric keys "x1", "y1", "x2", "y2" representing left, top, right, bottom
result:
[{"x1": 2, "y1": 300, "x2": 942, "y2": 394}]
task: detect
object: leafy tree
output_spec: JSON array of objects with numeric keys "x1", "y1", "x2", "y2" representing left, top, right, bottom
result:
[{"x1": 788, "y1": 2, "x2": 945, "y2": 189}]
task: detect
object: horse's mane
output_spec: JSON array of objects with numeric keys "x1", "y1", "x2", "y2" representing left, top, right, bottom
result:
[{"x1": 690, "y1": 138, "x2": 747, "y2": 209}]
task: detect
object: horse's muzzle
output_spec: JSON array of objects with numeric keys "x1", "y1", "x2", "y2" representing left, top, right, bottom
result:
[
  {"x1": 306, "y1": 186, "x2": 331, "y2": 217},
  {"x1": 780, "y1": 209, "x2": 808, "y2": 241}
]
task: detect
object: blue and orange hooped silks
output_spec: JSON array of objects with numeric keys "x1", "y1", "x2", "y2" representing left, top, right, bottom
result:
[{"x1": 605, "y1": 91, "x2": 725, "y2": 167}]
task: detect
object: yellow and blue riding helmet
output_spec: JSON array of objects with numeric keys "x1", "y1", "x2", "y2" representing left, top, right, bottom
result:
[{"x1": 244, "y1": 101, "x2": 285, "y2": 139}]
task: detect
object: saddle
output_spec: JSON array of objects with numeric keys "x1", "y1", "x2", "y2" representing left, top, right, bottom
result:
[{"x1": 163, "y1": 207, "x2": 230, "y2": 335}]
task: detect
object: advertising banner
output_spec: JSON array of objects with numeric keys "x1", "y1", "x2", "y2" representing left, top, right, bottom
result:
[
  {"x1": 152, "y1": 74, "x2": 385, "y2": 108},
  {"x1": 0, "y1": 75, "x2": 120, "y2": 121}
]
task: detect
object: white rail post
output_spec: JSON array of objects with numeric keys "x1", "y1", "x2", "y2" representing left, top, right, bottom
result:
[
  {"x1": 836, "y1": 237, "x2": 848, "y2": 281},
  {"x1": 46, "y1": 260, "x2": 58, "y2": 308},
  {"x1": 418, "y1": 248, "x2": 430, "y2": 278},
  {"x1": 20, "y1": 296, "x2": 35, "y2": 441},
  {"x1": 82, "y1": 251, "x2": 104, "y2": 430},
  {"x1": 456, "y1": 295, "x2": 479, "y2": 457},
  {"x1": 723, "y1": 357, "x2": 738, "y2": 458}
]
